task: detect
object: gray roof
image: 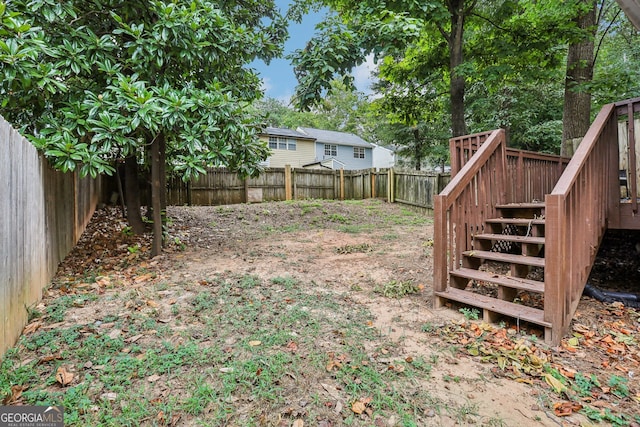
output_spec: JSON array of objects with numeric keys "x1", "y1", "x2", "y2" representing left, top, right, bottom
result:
[
  {"x1": 261, "y1": 127, "x2": 315, "y2": 140},
  {"x1": 296, "y1": 127, "x2": 372, "y2": 148}
]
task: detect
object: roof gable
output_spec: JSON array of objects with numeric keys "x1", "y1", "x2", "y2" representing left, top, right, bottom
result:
[
  {"x1": 296, "y1": 127, "x2": 372, "y2": 148},
  {"x1": 261, "y1": 127, "x2": 315, "y2": 141}
]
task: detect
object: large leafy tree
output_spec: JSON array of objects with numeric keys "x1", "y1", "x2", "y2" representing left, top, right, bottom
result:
[{"x1": 1, "y1": 0, "x2": 287, "y2": 255}]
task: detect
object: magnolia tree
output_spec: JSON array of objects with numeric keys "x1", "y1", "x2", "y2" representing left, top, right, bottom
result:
[{"x1": 1, "y1": 0, "x2": 287, "y2": 255}]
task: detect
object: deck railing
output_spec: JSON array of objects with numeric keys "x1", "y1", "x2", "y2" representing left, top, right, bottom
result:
[
  {"x1": 451, "y1": 134, "x2": 570, "y2": 203},
  {"x1": 434, "y1": 129, "x2": 509, "y2": 295},
  {"x1": 434, "y1": 129, "x2": 570, "y2": 314},
  {"x1": 544, "y1": 100, "x2": 637, "y2": 342}
]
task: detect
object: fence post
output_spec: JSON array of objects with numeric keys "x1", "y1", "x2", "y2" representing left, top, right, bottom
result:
[
  {"x1": 340, "y1": 168, "x2": 345, "y2": 200},
  {"x1": 387, "y1": 168, "x2": 395, "y2": 203},
  {"x1": 285, "y1": 164, "x2": 292, "y2": 201},
  {"x1": 371, "y1": 168, "x2": 376, "y2": 199}
]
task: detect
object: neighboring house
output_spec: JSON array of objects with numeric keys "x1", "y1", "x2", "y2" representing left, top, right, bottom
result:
[
  {"x1": 297, "y1": 127, "x2": 374, "y2": 170},
  {"x1": 258, "y1": 127, "x2": 316, "y2": 168},
  {"x1": 301, "y1": 158, "x2": 346, "y2": 170},
  {"x1": 371, "y1": 143, "x2": 396, "y2": 169}
]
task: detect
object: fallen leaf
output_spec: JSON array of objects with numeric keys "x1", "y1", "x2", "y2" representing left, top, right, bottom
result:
[
  {"x1": 108, "y1": 329, "x2": 122, "y2": 339},
  {"x1": 2, "y1": 385, "x2": 25, "y2": 405},
  {"x1": 147, "y1": 374, "x2": 161, "y2": 383},
  {"x1": 219, "y1": 367, "x2": 234, "y2": 373},
  {"x1": 100, "y1": 392, "x2": 118, "y2": 401},
  {"x1": 55, "y1": 366, "x2": 74, "y2": 386},
  {"x1": 553, "y1": 401, "x2": 582, "y2": 417},
  {"x1": 285, "y1": 341, "x2": 298, "y2": 352},
  {"x1": 351, "y1": 400, "x2": 366, "y2": 414},
  {"x1": 248, "y1": 340, "x2": 261, "y2": 347},
  {"x1": 23, "y1": 321, "x2": 42, "y2": 335},
  {"x1": 292, "y1": 420, "x2": 304, "y2": 427},
  {"x1": 135, "y1": 274, "x2": 153, "y2": 283},
  {"x1": 543, "y1": 373, "x2": 567, "y2": 394},
  {"x1": 38, "y1": 353, "x2": 62, "y2": 364},
  {"x1": 125, "y1": 334, "x2": 144, "y2": 343}
]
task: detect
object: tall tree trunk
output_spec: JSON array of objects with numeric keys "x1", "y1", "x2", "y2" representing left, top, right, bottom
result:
[
  {"x1": 448, "y1": 0, "x2": 468, "y2": 137},
  {"x1": 413, "y1": 127, "x2": 423, "y2": 170},
  {"x1": 160, "y1": 134, "x2": 167, "y2": 212},
  {"x1": 151, "y1": 133, "x2": 164, "y2": 257},
  {"x1": 124, "y1": 155, "x2": 145, "y2": 234},
  {"x1": 561, "y1": 0, "x2": 597, "y2": 156}
]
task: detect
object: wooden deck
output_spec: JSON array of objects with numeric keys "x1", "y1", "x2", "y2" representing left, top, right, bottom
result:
[{"x1": 434, "y1": 97, "x2": 640, "y2": 345}]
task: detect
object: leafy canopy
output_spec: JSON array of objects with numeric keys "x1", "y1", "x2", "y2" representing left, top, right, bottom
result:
[{"x1": 1, "y1": 0, "x2": 288, "y2": 179}]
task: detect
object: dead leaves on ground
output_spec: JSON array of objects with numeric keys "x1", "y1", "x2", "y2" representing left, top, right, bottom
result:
[
  {"x1": 434, "y1": 309, "x2": 639, "y2": 421},
  {"x1": 55, "y1": 366, "x2": 74, "y2": 386}
]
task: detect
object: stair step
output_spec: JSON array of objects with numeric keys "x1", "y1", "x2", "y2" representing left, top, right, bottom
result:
[
  {"x1": 435, "y1": 287, "x2": 551, "y2": 328},
  {"x1": 463, "y1": 250, "x2": 545, "y2": 268},
  {"x1": 473, "y1": 233, "x2": 545, "y2": 245},
  {"x1": 485, "y1": 218, "x2": 545, "y2": 225},
  {"x1": 495, "y1": 203, "x2": 545, "y2": 209},
  {"x1": 451, "y1": 268, "x2": 545, "y2": 293}
]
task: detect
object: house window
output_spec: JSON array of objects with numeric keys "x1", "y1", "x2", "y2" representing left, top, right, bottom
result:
[
  {"x1": 354, "y1": 147, "x2": 365, "y2": 159},
  {"x1": 324, "y1": 144, "x2": 337, "y2": 156},
  {"x1": 269, "y1": 136, "x2": 296, "y2": 150}
]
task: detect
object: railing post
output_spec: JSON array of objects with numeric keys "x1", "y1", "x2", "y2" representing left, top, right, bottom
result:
[
  {"x1": 627, "y1": 103, "x2": 637, "y2": 212},
  {"x1": 433, "y1": 194, "x2": 448, "y2": 306},
  {"x1": 544, "y1": 194, "x2": 566, "y2": 345}
]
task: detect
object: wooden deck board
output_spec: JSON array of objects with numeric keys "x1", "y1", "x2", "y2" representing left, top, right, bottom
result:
[
  {"x1": 451, "y1": 268, "x2": 545, "y2": 293},
  {"x1": 462, "y1": 250, "x2": 545, "y2": 267},
  {"x1": 473, "y1": 233, "x2": 545, "y2": 245},
  {"x1": 435, "y1": 287, "x2": 551, "y2": 328}
]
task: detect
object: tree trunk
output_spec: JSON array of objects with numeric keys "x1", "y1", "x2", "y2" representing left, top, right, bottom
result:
[
  {"x1": 159, "y1": 134, "x2": 167, "y2": 212},
  {"x1": 124, "y1": 155, "x2": 145, "y2": 234},
  {"x1": 448, "y1": 0, "x2": 468, "y2": 137},
  {"x1": 413, "y1": 127, "x2": 422, "y2": 170},
  {"x1": 151, "y1": 133, "x2": 164, "y2": 257},
  {"x1": 561, "y1": 0, "x2": 596, "y2": 156}
]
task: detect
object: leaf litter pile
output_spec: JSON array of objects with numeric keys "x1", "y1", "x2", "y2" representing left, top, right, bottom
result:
[{"x1": 1, "y1": 199, "x2": 639, "y2": 426}]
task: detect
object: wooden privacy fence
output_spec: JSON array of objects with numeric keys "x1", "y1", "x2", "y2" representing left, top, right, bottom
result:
[
  {"x1": 0, "y1": 115, "x2": 101, "y2": 356},
  {"x1": 167, "y1": 165, "x2": 451, "y2": 210}
]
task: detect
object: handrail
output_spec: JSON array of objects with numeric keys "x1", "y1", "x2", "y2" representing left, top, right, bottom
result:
[
  {"x1": 434, "y1": 129, "x2": 508, "y2": 294},
  {"x1": 544, "y1": 103, "x2": 618, "y2": 343}
]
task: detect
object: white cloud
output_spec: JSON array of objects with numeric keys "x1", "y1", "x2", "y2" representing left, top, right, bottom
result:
[{"x1": 352, "y1": 54, "x2": 377, "y2": 94}]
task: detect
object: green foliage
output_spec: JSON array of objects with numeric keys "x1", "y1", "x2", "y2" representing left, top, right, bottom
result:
[
  {"x1": 1, "y1": 0, "x2": 286, "y2": 180},
  {"x1": 374, "y1": 280, "x2": 421, "y2": 298},
  {"x1": 459, "y1": 307, "x2": 480, "y2": 321}
]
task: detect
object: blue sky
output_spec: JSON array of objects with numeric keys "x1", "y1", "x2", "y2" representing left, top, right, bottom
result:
[{"x1": 251, "y1": 0, "x2": 376, "y2": 104}]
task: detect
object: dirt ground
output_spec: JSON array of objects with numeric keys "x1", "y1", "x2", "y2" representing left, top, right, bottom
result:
[{"x1": 7, "y1": 199, "x2": 640, "y2": 426}]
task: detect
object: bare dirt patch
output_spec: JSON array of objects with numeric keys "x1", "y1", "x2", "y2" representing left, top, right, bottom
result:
[{"x1": 2, "y1": 199, "x2": 639, "y2": 426}]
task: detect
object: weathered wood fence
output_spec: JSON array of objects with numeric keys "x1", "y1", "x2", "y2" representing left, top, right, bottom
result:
[
  {"x1": 1, "y1": 115, "x2": 101, "y2": 356},
  {"x1": 168, "y1": 166, "x2": 451, "y2": 210}
]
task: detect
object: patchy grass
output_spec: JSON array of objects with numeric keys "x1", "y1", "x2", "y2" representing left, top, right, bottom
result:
[{"x1": 1, "y1": 273, "x2": 442, "y2": 426}]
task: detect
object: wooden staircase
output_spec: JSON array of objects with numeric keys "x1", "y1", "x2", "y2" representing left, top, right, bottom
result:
[
  {"x1": 435, "y1": 202, "x2": 552, "y2": 335},
  {"x1": 433, "y1": 97, "x2": 640, "y2": 345}
]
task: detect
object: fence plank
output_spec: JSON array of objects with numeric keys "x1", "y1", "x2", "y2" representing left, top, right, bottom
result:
[
  {"x1": 166, "y1": 166, "x2": 450, "y2": 209},
  {"x1": 0, "y1": 115, "x2": 99, "y2": 356}
]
